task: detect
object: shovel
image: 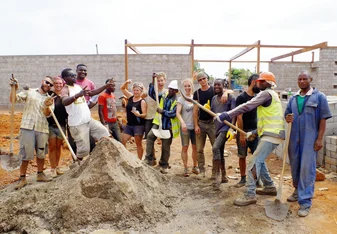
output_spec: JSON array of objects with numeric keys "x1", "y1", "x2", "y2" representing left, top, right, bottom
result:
[
  {"x1": 179, "y1": 90, "x2": 252, "y2": 139},
  {"x1": 152, "y1": 77, "x2": 171, "y2": 139},
  {"x1": 0, "y1": 75, "x2": 22, "y2": 171},
  {"x1": 265, "y1": 122, "x2": 292, "y2": 221}
]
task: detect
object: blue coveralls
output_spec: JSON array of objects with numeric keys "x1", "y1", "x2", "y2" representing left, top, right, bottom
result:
[{"x1": 284, "y1": 88, "x2": 331, "y2": 208}]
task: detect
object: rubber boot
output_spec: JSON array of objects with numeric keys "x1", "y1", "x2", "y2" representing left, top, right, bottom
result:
[
  {"x1": 221, "y1": 161, "x2": 228, "y2": 183},
  {"x1": 213, "y1": 160, "x2": 221, "y2": 190}
]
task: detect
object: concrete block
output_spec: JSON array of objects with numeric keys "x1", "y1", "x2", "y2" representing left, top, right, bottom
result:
[
  {"x1": 317, "y1": 154, "x2": 324, "y2": 166},
  {"x1": 325, "y1": 156, "x2": 337, "y2": 166},
  {"x1": 326, "y1": 143, "x2": 337, "y2": 152},
  {"x1": 326, "y1": 150, "x2": 331, "y2": 157},
  {"x1": 331, "y1": 151, "x2": 337, "y2": 159}
]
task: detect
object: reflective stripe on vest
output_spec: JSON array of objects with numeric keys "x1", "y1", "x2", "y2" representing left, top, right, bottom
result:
[
  {"x1": 152, "y1": 92, "x2": 180, "y2": 138},
  {"x1": 257, "y1": 89, "x2": 285, "y2": 139}
]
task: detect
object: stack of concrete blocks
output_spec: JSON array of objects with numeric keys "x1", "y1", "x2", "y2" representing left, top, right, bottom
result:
[
  {"x1": 274, "y1": 97, "x2": 337, "y2": 169},
  {"x1": 325, "y1": 136, "x2": 337, "y2": 172}
]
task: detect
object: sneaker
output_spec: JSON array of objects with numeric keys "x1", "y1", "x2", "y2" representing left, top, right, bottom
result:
[
  {"x1": 56, "y1": 167, "x2": 64, "y2": 175},
  {"x1": 298, "y1": 206, "x2": 311, "y2": 217},
  {"x1": 234, "y1": 179, "x2": 246, "y2": 188},
  {"x1": 36, "y1": 172, "x2": 52, "y2": 182},
  {"x1": 15, "y1": 177, "x2": 27, "y2": 190},
  {"x1": 191, "y1": 166, "x2": 199, "y2": 175},
  {"x1": 160, "y1": 167, "x2": 169, "y2": 174},
  {"x1": 287, "y1": 189, "x2": 298, "y2": 202},
  {"x1": 256, "y1": 186, "x2": 277, "y2": 196},
  {"x1": 233, "y1": 195, "x2": 257, "y2": 206},
  {"x1": 50, "y1": 169, "x2": 58, "y2": 178},
  {"x1": 183, "y1": 168, "x2": 189, "y2": 177}
]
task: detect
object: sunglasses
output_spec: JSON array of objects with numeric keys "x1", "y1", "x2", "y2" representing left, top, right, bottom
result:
[
  {"x1": 44, "y1": 80, "x2": 54, "y2": 87},
  {"x1": 67, "y1": 74, "x2": 77, "y2": 78},
  {"x1": 198, "y1": 77, "x2": 207, "y2": 82}
]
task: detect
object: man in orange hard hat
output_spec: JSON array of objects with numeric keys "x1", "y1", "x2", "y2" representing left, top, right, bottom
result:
[{"x1": 216, "y1": 71, "x2": 285, "y2": 206}]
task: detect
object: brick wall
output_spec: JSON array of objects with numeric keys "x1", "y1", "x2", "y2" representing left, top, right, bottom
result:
[{"x1": 0, "y1": 54, "x2": 191, "y2": 109}]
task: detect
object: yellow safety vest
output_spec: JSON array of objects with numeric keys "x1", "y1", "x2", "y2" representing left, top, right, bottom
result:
[
  {"x1": 153, "y1": 93, "x2": 180, "y2": 138},
  {"x1": 257, "y1": 89, "x2": 285, "y2": 139}
]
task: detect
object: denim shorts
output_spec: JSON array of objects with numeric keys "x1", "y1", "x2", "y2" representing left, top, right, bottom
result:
[
  {"x1": 236, "y1": 131, "x2": 258, "y2": 158},
  {"x1": 49, "y1": 125, "x2": 66, "y2": 140},
  {"x1": 123, "y1": 125, "x2": 145, "y2": 137},
  {"x1": 180, "y1": 129, "x2": 196, "y2": 146}
]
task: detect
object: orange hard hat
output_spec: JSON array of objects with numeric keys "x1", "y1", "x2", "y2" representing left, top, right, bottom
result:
[{"x1": 257, "y1": 72, "x2": 276, "y2": 83}]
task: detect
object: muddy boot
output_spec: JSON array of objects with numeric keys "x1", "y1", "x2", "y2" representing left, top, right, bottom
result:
[
  {"x1": 256, "y1": 186, "x2": 277, "y2": 196},
  {"x1": 36, "y1": 172, "x2": 52, "y2": 182},
  {"x1": 220, "y1": 161, "x2": 228, "y2": 183},
  {"x1": 235, "y1": 176, "x2": 246, "y2": 188},
  {"x1": 212, "y1": 160, "x2": 221, "y2": 190},
  {"x1": 15, "y1": 176, "x2": 27, "y2": 190},
  {"x1": 287, "y1": 188, "x2": 298, "y2": 202}
]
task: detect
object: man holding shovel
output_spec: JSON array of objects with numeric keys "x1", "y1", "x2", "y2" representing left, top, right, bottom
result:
[
  {"x1": 216, "y1": 72, "x2": 285, "y2": 206},
  {"x1": 285, "y1": 71, "x2": 331, "y2": 217},
  {"x1": 10, "y1": 76, "x2": 55, "y2": 190}
]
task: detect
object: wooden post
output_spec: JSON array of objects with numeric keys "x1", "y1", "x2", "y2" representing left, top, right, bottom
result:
[
  {"x1": 312, "y1": 51, "x2": 315, "y2": 62},
  {"x1": 124, "y1": 39, "x2": 128, "y2": 81},
  {"x1": 257, "y1": 40, "x2": 261, "y2": 74},
  {"x1": 228, "y1": 61, "x2": 232, "y2": 89},
  {"x1": 191, "y1": 39, "x2": 194, "y2": 78}
]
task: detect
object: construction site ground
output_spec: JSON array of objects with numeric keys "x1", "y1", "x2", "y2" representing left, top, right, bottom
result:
[{"x1": 0, "y1": 111, "x2": 336, "y2": 233}]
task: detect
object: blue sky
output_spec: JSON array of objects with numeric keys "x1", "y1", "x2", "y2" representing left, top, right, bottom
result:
[{"x1": 1, "y1": 0, "x2": 336, "y2": 77}]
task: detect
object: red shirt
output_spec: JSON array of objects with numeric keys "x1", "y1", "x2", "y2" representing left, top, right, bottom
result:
[{"x1": 98, "y1": 92, "x2": 117, "y2": 123}]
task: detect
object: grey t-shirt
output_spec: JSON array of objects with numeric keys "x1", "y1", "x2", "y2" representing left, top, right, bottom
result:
[{"x1": 177, "y1": 96, "x2": 194, "y2": 130}]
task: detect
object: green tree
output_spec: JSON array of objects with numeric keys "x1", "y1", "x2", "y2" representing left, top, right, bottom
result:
[{"x1": 225, "y1": 68, "x2": 252, "y2": 87}]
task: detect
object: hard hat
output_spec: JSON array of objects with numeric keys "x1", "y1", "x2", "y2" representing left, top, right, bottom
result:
[
  {"x1": 168, "y1": 80, "x2": 178, "y2": 90},
  {"x1": 257, "y1": 72, "x2": 276, "y2": 83}
]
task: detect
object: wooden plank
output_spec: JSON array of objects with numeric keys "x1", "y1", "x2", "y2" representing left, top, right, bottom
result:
[
  {"x1": 230, "y1": 40, "x2": 259, "y2": 61},
  {"x1": 228, "y1": 62, "x2": 232, "y2": 89},
  {"x1": 126, "y1": 40, "x2": 142, "y2": 54},
  {"x1": 257, "y1": 40, "x2": 261, "y2": 73},
  {"x1": 125, "y1": 43, "x2": 191, "y2": 47},
  {"x1": 190, "y1": 40, "x2": 194, "y2": 76},
  {"x1": 271, "y1": 42, "x2": 328, "y2": 62}
]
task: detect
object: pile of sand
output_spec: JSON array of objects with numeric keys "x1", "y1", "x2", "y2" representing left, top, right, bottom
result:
[{"x1": 0, "y1": 138, "x2": 180, "y2": 233}]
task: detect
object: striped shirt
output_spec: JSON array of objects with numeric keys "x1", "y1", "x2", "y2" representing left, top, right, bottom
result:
[{"x1": 16, "y1": 88, "x2": 53, "y2": 134}]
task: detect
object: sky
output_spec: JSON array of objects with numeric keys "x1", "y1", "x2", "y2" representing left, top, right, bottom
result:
[{"x1": 1, "y1": 0, "x2": 336, "y2": 77}]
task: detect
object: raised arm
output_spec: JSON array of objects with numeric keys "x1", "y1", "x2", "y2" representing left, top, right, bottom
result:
[{"x1": 120, "y1": 80, "x2": 133, "y2": 99}]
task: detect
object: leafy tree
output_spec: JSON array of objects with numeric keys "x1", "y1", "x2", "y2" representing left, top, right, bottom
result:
[{"x1": 225, "y1": 68, "x2": 252, "y2": 87}]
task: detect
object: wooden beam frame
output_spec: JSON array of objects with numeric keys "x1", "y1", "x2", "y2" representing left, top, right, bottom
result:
[
  {"x1": 125, "y1": 40, "x2": 142, "y2": 54},
  {"x1": 190, "y1": 39, "x2": 194, "y2": 78},
  {"x1": 271, "y1": 42, "x2": 328, "y2": 62},
  {"x1": 230, "y1": 40, "x2": 259, "y2": 61}
]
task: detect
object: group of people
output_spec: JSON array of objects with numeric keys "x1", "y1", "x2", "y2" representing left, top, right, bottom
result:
[{"x1": 10, "y1": 66, "x2": 330, "y2": 218}]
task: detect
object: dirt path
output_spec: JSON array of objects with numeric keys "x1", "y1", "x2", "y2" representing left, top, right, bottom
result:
[{"x1": 0, "y1": 113, "x2": 336, "y2": 233}]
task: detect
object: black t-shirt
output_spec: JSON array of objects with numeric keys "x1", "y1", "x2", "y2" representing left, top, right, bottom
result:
[
  {"x1": 47, "y1": 92, "x2": 68, "y2": 127},
  {"x1": 193, "y1": 86, "x2": 214, "y2": 121},
  {"x1": 235, "y1": 91, "x2": 257, "y2": 130},
  {"x1": 126, "y1": 96, "x2": 145, "y2": 126}
]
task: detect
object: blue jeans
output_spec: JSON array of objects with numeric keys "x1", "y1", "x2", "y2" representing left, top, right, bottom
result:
[{"x1": 246, "y1": 140, "x2": 278, "y2": 196}]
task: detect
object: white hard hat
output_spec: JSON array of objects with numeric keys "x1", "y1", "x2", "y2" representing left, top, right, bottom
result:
[{"x1": 168, "y1": 80, "x2": 178, "y2": 90}]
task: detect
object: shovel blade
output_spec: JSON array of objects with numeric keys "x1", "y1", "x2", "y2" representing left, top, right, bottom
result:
[
  {"x1": 265, "y1": 199, "x2": 289, "y2": 221},
  {"x1": 0, "y1": 153, "x2": 21, "y2": 171},
  {"x1": 152, "y1": 128, "x2": 171, "y2": 139}
]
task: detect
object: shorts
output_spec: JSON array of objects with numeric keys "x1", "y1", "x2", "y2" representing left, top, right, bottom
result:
[
  {"x1": 236, "y1": 131, "x2": 258, "y2": 158},
  {"x1": 180, "y1": 129, "x2": 196, "y2": 147},
  {"x1": 123, "y1": 125, "x2": 145, "y2": 137},
  {"x1": 19, "y1": 128, "x2": 49, "y2": 161},
  {"x1": 48, "y1": 125, "x2": 66, "y2": 140}
]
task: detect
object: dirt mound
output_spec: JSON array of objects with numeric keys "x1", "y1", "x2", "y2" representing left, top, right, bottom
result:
[{"x1": 0, "y1": 138, "x2": 180, "y2": 233}]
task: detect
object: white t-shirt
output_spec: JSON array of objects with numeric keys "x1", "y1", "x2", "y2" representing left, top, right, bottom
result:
[{"x1": 65, "y1": 84, "x2": 91, "y2": 126}]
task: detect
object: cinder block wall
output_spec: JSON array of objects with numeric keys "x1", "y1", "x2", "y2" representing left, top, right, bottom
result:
[{"x1": 0, "y1": 54, "x2": 191, "y2": 109}]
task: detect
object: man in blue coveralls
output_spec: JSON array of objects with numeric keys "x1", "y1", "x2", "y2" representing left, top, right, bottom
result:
[{"x1": 285, "y1": 70, "x2": 331, "y2": 217}]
